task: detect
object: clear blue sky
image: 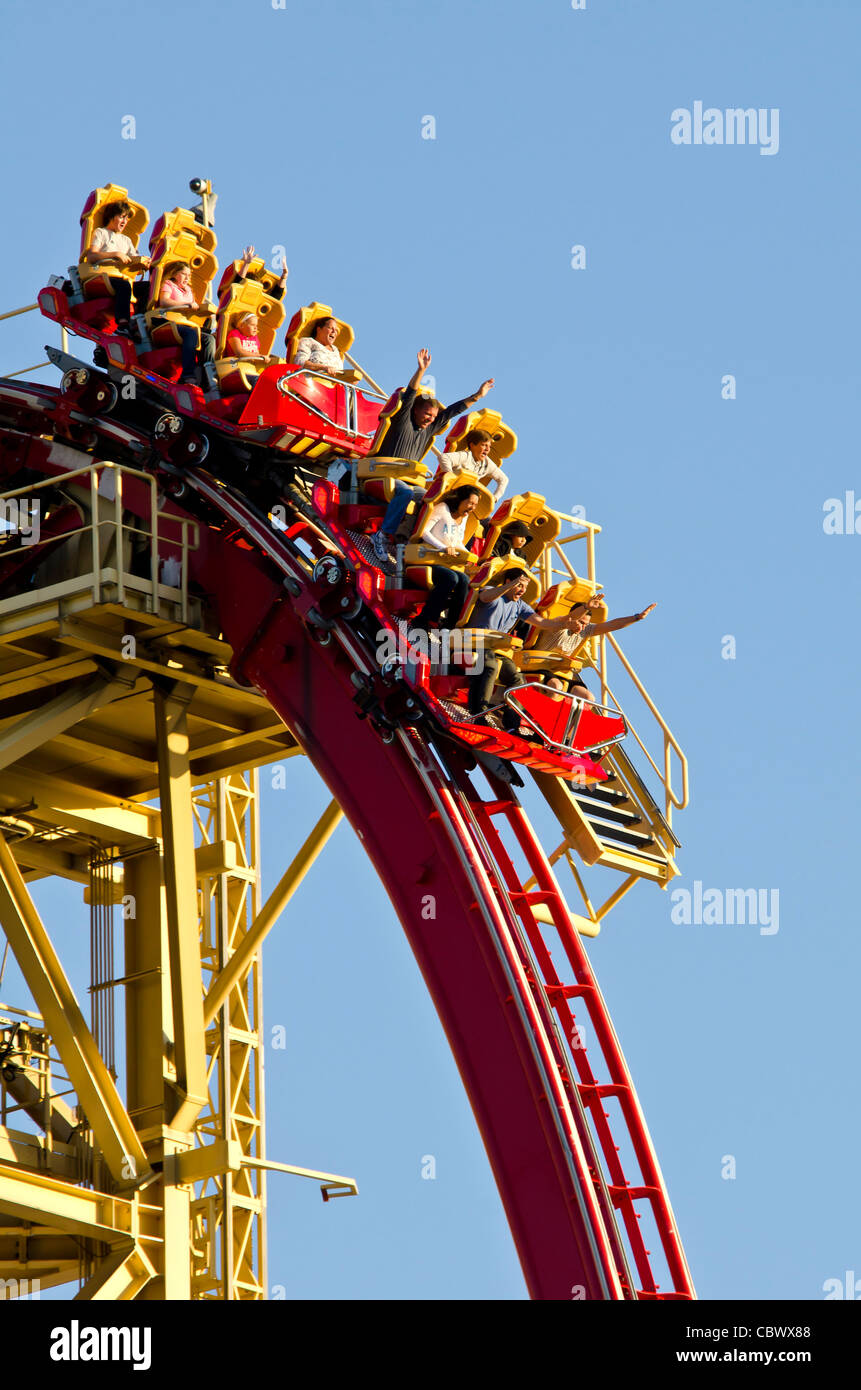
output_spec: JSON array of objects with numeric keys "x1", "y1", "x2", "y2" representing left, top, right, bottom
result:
[{"x1": 1, "y1": 0, "x2": 858, "y2": 1300}]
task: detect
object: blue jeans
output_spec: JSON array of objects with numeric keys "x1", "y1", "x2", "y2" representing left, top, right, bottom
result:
[{"x1": 382, "y1": 481, "x2": 425, "y2": 538}]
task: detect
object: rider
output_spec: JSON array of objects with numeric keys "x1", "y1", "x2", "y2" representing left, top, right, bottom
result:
[
  {"x1": 466, "y1": 570, "x2": 588, "y2": 731},
  {"x1": 371, "y1": 350, "x2": 494, "y2": 562},
  {"x1": 84, "y1": 200, "x2": 151, "y2": 334}
]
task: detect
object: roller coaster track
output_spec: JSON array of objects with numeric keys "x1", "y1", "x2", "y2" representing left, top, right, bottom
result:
[{"x1": 0, "y1": 379, "x2": 694, "y2": 1300}]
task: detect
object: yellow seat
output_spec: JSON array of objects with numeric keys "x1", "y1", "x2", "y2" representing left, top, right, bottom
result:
[
  {"x1": 481, "y1": 492, "x2": 561, "y2": 568},
  {"x1": 441, "y1": 407, "x2": 518, "y2": 462},
  {"x1": 214, "y1": 279, "x2": 286, "y2": 393},
  {"x1": 356, "y1": 456, "x2": 432, "y2": 505},
  {"x1": 78, "y1": 183, "x2": 149, "y2": 288},
  {"x1": 218, "y1": 253, "x2": 283, "y2": 299},
  {"x1": 145, "y1": 223, "x2": 219, "y2": 343},
  {"x1": 149, "y1": 207, "x2": 217, "y2": 257},
  {"x1": 455, "y1": 554, "x2": 540, "y2": 660},
  {"x1": 519, "y1": 578, "x2": 608, "y2": 677},
  {"x1": 284, "y1": 302, "x2": 361, "y2": 382},
  {"x1": 402, "y1": 470, "x2": 494, "y2": 591}
]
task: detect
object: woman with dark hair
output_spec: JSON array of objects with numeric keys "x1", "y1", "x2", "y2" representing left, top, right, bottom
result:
[
  {"x1": 157, "y1": 261, "x2": 216, "y2": 386},
  {"x1": 293, "y1": 316, "x2": 361, "y2": 380},
  {"x1": 411, "y1": 485, "x2": 480, "y2": 633},
  {"x1": 84, "y1": 200, "x2": 150, "y2": 333}
]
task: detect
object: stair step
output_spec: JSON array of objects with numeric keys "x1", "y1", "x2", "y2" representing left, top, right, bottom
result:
[
  {"x1": 574, "y1": 782, "x2": 627, "y2": 806},
  {"x1": 589, "y1": 820, "x2": 656, "y2": 851},
  {"x1": 572, "y1": 794, "x2": 642, "y2": 827}
]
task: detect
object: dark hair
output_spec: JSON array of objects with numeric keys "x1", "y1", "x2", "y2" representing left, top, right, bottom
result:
[
  {"x1": 501, "y1": 567, "x2": 525, "y2": 582},
  {"x1": 445, "y1": 485, "x2": 481, "y2": 512},
  {"x1": 163, "y1": 260, "x2": 191, "y2": 281},
  {"x1": 310, "y1": 316, "x2": 338, "y2": 342},
  {"x1": 464, "y1": 428, "x2": 492, "y2": 447},
  {"x1": 102, "y1": 200, "x2": 134, "y2": 226}
]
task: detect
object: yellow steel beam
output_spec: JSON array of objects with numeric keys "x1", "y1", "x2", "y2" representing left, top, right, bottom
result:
[
  {"x1": 153, "y1": 684, "x2": 208, "y2": 1132},
  {"x1": 74, "y1": 1242, "x2": 157, "y2": 1301},
  {"x1": 203, "y1": 799, "x2": 343, "y2": 1026},
  {"x1": 0, "y1": 671, "x2": 136, "y2": 773},
  {"x1": 0, "y1": 836, "x2": 151, "y2": 1185},
  {"x1": 0, "y1": 766, "x2": 160, "y2": 844},
  {"x1": 0, "y1": 1161, "x2": 134, "y2": 1242}
]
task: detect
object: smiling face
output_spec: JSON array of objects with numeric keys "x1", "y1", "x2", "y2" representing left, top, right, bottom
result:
[
  {"x1": 413, "y1": 398, "x2": 439, "y2": 428},
  {"x1": 315, "y1": 318, "x2": 339, "y2": 346},
  {"x1": 453, "y1": 491, "x2": 480, "y2": 517}
]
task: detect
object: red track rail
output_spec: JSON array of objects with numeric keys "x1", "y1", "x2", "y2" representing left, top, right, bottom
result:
[
  {"x1": 0, "y1": 389, "x2": 695, "y2": 1300},
  {"x1": 184, "y1": 473, "x2": 694, "y2": 1301}
]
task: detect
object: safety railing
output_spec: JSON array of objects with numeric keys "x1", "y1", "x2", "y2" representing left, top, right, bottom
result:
[
  {"x1": 0, "y1": 460, "x2": 199, "y2": 624},
  {"x1": 532, "y1": 508, "x2": 688, "y2": 823},
  {"x1": 499, "y1": 682, "x2": 628, "y2": 757},
  {"x1": 277, "y1": 365, "x2": 388, "y2": 442},
  {"x1": 0, "y1": 298, "x2": 67, "y2": 377}
]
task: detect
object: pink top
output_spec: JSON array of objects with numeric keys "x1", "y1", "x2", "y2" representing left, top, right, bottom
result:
[
  {"x1": 160, "y1": 278, "x2": 196, "y2": 308},
  {"x1": 227, "y1": 329, "x2": 261, "y2": 356}
]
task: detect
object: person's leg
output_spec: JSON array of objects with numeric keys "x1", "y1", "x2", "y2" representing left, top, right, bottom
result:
[
  {"x1": 381, "y1": 482, "x2": 423, "y2": 539},
  {"x1": 496, "y1": 656, "x2": 524, "y2": 730},
  {"x1": 109, "y1": 277, "x2": 132, "y2": 326},
  {"x1": 392, "y1": 486, "x2": 426, "y2": 542},
  {"x1": 437, "y1": 569, "x2": 470, "y2": 628},
  {"x1": 198, "y1": 331, "x2": 216, "y2": 365},
  {"x1": 177, "y1": 325, "x2": 198, "y2": 380},
  {"x1": 570, "y1": 676, "x2": 595, "y2": 704},
  {"x1": 414, "y1": 566, "x2": 457, "y2": 629},
  {"x1": 468, "y1": 651, "x2": 501, "y2": 714}
]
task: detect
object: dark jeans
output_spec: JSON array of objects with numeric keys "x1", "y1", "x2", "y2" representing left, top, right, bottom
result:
[
  {"x1": 176, "y1": 324, "x2": 216, "y2": 378},
  {"x1": 415, "y1": 566, "x2": 470, "y2": 628},
  {"x1": 107, "y1": 276, "x2": 132, "y2": 322},
  {"x1": 468, "y1": 651, "x2": 522, "y2": 728}
]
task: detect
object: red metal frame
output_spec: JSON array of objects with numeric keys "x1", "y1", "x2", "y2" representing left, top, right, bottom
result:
[{"x1": 0, "y1": 373, "x2": 695, "y2": 1302}]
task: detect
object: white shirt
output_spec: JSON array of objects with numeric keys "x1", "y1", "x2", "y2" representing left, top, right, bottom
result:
[
  {"x1": 293, "y1": 337, "x2": 343, "y2": 372},
  {"x1": 421, "y1": 502, "x2": 469, "y2": 551},
  {"x1": 437, "y1": 447, "x2": 508, "y2": 502},
  {"x1": 89, "y1": 227, "x2": 136, "y2": 260}
]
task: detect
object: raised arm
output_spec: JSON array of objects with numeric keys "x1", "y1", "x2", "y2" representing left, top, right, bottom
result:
[
  {"x1": 406, "y1": 347, "x2": 433, "y2": 392},
  {"x1": 589, "y1": 603, "x2": 657, "y2": 636}
]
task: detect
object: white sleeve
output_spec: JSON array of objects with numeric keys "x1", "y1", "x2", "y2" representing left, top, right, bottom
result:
[
  {"x1": 488, "y1": 463, "x2": 508, "y2": 502},
  {"x1": 89, "y1": 227, "x2": 108, "y2": 253},
  {"x1": 293, "y1": 338, "x2": 313, "y2": 365},
  {"x1": 421, "y1": 504, "x2": 450, "y2": 550}
]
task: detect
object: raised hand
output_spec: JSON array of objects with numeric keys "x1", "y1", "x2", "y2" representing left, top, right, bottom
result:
[
  {"x1": 417, "y1": 348, "x2": 432, "y2": 372},
  {"x1": 637, "y1": 603, "x2": 657, "y2": 620},
  {"x1": 241, "y1": 244, "x2": 255, "y2": 264},
  {"x1": 477, "y1": 378, "x2": 494, "y2": 397}
]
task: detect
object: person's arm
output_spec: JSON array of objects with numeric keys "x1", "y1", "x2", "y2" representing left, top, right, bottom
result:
[
  {"x1": 420, "y1": 504, "x2": 451, "y2": 550},
  {"x1": 293, "y1": 338, "x2": 313, "y2": 366},
  {"x1": 478, "y1": 577, "x2": 521, "y2": 603},
  {"x1": 87, "y1": 229, "x2": 131, "y2": 267},
  {"x1": 526, "y1": 611, "x2": 585, "y2": 634},
  {"x1": 588, "y1": 603, "x2": 656, "y2": 636},
  {"x1": 407, "y1": 348, "x2": 432, "y2": 392},
  {"x1": 437, "y1": 377, "x2": 495, "y2": 429},
  {"x1": 486, "y1": 462, "x2": 509, "y2": 500}
]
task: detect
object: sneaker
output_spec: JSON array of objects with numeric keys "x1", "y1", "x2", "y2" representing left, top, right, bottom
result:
[{"x1": 372, "y1": 530, "x2": 391, "y2": 562}]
